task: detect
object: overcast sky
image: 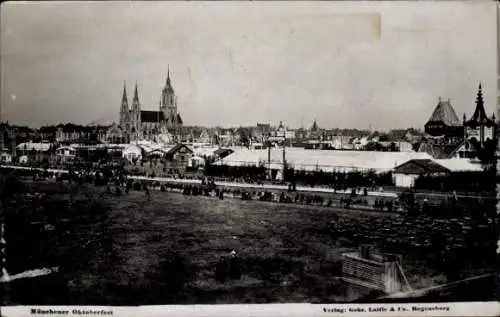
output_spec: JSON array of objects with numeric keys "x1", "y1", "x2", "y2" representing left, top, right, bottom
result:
[{"x1": 0, "y1": 1, "x2": 497, "y2": 130}]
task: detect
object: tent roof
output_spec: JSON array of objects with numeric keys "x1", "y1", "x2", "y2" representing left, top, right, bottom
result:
[{"x1": 215, "y1": 148, "x2": 433, "y2": 172}]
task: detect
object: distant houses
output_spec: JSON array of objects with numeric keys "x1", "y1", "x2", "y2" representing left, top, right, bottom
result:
[
  {"x1": 55, "y1": 146, "x2": 77, "y2": 163},
  {"x1": 0, "y1": 119, "x2": 427, "y2": 154},
  {"x1": 0, "y1": 83, "x2": 495, "y2": 172},
  {"x1": 16, "y1": 141, "x2": 52, "y2": 165}
]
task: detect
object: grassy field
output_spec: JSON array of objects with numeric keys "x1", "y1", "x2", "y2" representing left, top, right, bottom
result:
[{"x1": 3, "y1": 181, "x2": 497, "y2": 305}]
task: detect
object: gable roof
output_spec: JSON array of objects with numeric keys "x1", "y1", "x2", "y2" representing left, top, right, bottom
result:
[
  {"x1": 141, "y1": 110, "x2": 165, "y2": 123},
  {"x1": 394, "y1": 159, "x2": 450, "y2": 175},
  {"x1": 164, "y1": 143, "x2": 193, "y2": 156},
  {"x1": 426, "y1": 99, "x2": 461, "y2": 127},
  {"x1": 214, "y1": 148, "x2": 233, "y2": 158}
]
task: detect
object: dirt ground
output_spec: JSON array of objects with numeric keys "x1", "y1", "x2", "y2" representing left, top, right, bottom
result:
[{"x1": 3, "y1": 181, "x2": 497, "y2": 305}]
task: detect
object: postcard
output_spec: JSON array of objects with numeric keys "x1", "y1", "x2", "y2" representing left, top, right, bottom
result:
[{"x1": 0, "y1": 1, "x2": 498, "y2": 316}]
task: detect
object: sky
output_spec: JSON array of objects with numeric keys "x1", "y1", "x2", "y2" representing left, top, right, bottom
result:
[{"x1": 0, "y1": 1, "x2": 498, "y2": 130}]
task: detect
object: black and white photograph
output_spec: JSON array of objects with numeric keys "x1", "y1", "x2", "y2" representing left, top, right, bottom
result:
[{"x1": 0, "y1": 1, "x2": 498, "y2": 313}]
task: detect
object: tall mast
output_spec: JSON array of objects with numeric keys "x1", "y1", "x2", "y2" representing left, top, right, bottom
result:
[{"x1": 267, "y1": 133, "x2": 271, "y2": 180}]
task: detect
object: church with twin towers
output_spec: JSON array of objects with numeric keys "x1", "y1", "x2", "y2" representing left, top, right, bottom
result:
[{"x1": 118, "y1": 68, "x2": 183, "y2": 141}]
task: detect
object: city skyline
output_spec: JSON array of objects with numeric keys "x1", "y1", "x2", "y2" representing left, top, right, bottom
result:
[{"x1": 1, "y1": 1, "x2": 498, "y2": 130}]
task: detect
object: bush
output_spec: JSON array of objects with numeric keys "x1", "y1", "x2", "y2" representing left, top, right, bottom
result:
[
  {"x1": 415, "y1": 171, "x2": 495, "y2": 193},
  {"x1": 205, "y1": 164, "x2": 267, "y2": 180},
  {"x1": 284, "y1": 168, "x2": 394, "y2": 188}
]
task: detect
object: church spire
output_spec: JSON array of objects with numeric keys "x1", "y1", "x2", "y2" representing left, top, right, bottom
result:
[
  {"x1": 166, "y1": 65, "x2": 171, "y2": 86},
  {"x1": 164, "y1": 66, "x2": 174, "y2": 94},
  {"x1": 471, "y1": 82, "x2": 486, "y2": 122},
  {"x1": 312, "y1": 119, "x2": 318, "y2": 131},
  {"x1": 122, "y1": 81, "x2": 128, "y2": 104},
  {"x1": 119, "y1": 81, "x2": 130, "y2": 128},
  {"x1": 133, "y1": 82, "x2": 139, "y2": 102},
  {"x1": 464, "y1": 82, "x2": 495, "y2": 129},
  {"x1": 477, "y1": 82, "x2": 483, "y2": 104}
]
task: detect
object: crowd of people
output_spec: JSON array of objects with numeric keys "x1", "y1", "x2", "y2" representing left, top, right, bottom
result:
[
  {"x1": 3, "y1": 164, "x2": 484, "y2": 218},
  {"x1": 113, "y1": 177, "x2": 401, "y2": 214},
  {"x1": 3, "y1": 163, "x2": 403, "y2": 213}
]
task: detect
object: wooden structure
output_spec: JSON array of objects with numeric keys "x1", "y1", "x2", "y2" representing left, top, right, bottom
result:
[
  {"x1": 342, "y1": 245, "x2": 411, "y2": 294},
  {"x1": 392, "y1": 159, "x2": 450, "y2": 188}
]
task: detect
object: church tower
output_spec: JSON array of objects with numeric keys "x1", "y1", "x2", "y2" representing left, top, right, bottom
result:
[
  {"x1": 119, "y1": 82, "x2": 130, "y2": 130},
  {"x1": 131, "y1": 83, "x2": 142, "y2": 138},
  {"x1": 160, "y1": 67, "x2": 177, "y2": 117},
  {"x1": 159, "y1": 66, "x2": 183, "y2": 133},
  {"x1": 463, "y1": 83, "x2": 497, "y2": 162},
  {"x1": 464, "y1": 83, "x2": 496, "y2": 146}
]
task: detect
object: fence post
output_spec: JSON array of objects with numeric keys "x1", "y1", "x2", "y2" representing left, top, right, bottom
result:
[
  {"x1": 0, "y1": 222, "x2": 8, "y2": 305},
  {"x1": 0, "y1": 222, "x2": 9, "y2": 283}
]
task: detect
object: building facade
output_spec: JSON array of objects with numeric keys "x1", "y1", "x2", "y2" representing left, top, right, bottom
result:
[
  {"x1": 420, "y1": 83, "x2": 497, "y2": 160},
  {"x1": 462, "y1": 83, "x2": 496, "y2": 160},
  {"x1": 119, "y1": 69, "x2": 183, "y2": 142},
  {"x1": 424, "y1": 97, "x2": 463, "y2": 140},
  {"x1": 463, "y1": 84, "x2": 495, "y2": 145}
]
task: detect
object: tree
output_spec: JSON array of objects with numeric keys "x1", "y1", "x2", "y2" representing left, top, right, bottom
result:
[
  {"x1": 238, "y1": 128, "x2": 252, "y2": 147},
  {"x1": 389, "y1": 142, "x2": 398, "y2": 152},
  {"x1": 378, "y1": 134, "x2": 389, "y2": 142},
  {"x1": 364, "y1": 142, "x2": 382, "y2": 151}
]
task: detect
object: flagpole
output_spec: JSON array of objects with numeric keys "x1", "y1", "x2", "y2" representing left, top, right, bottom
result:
[{"x1": 267, "y1": 133, "x2": 271, "y2": 180}]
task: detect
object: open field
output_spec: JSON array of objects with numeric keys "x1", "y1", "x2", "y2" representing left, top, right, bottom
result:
[{"x1": 2, "y1": 181, "x2": 497, "y2": 305}]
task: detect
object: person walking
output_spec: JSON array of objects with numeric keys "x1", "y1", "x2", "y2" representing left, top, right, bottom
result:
[
  {"x1": 228, "y1": 250, "x2": 241, "y2": 280},
  {"x1": 145, "y1": 185, "x2": 151, "y2": 202},
  {"x1": 215, "y1": 257, "x2": 228, "y2": 283}
]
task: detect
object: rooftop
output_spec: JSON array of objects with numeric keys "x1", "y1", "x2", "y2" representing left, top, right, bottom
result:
[
  {"x1": 215, "y1": 148, "x2": 433, "y2": 172},
  {"x1": 426, "y1": 98, "x2": 461, "y2": 127}
]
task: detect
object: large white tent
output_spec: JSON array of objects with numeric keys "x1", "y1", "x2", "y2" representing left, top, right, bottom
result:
[
  {"x1": 190, "y1": 146, "x2": 220, "y2": 158},
  {"x1": 433, "y1": 159, "x2": 483, "y2": 172},
  {"x1": 17, "y1": 142, "x2": 51, "y2": 152},
  {"x1": 214, "y1": 148, "x2": 433, "y2": 173}
]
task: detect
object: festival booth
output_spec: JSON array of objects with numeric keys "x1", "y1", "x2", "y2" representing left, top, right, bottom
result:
[
  {"x1": 122, "y1": 145, "x2": 143, "y2": 163},
  {"x1": 55, "y1": 146, "x2": 77, "y2": 162}
]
